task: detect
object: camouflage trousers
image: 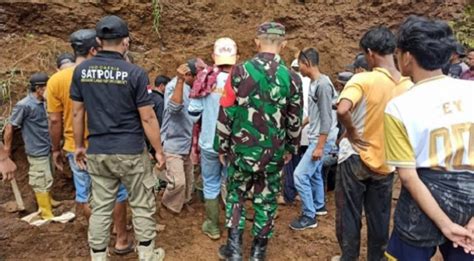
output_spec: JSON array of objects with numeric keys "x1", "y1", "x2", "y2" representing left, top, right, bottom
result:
[{"x1": 225, "y1": 164, "x2": 281, "y2": 238}]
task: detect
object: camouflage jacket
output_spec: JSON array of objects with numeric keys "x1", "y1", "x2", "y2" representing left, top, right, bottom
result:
[{"x1": 214, "y1": 52, "x2": 303, "y2": 173}]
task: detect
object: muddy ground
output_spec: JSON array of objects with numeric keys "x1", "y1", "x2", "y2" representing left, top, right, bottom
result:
[{"x1": 0, "y1": 0, "x2": 469, "y2": 260}]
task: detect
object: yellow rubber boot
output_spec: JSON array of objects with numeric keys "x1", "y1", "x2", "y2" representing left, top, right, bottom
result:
[{"x1": 35, "y1": 192, "x2": 54, "y2": 220}]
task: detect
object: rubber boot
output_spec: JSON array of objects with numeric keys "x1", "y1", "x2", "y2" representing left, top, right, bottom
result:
[
  {"x1": 35, "y1": 192, "x2": 54, "y2": 220},
  {"x1": 218, "y1": 228, "x2": 243, "y2": 261},
  {"x1": 137, "y1": 240, "x2": 165, "y2": 261},
  {"x1": 90, "y1": 249, "x2": 108, "y2": 261},
  {"x1": 202, "y1": 198, "x2": 220, "y2": 240},
  {"x1": 249, "y1": 237, "x2": 268, "y2": 261}
]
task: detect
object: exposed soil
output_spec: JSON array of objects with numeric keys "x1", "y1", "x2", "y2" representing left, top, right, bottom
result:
[{"x1": 0, "y1": 0, "x2": 469, "y2": 260}]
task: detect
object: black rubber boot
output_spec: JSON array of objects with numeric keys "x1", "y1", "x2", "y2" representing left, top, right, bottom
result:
[
  {"x1": 249, "y1": 237, "x2": 268, "y2": 261},
  {"x1": 218, "y1": 228, "x2": 243, "y2": 261}
]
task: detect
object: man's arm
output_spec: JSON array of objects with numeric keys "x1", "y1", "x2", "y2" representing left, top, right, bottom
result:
[
  {"x1": 169, "y1": 64, "x2": 190, "y2": 109},
  {"x1": 49, "y1": 112, "x2": 64, "y2": 171},
  {"x1": 337, "y1": 82, "x2": 369, "y2": 151},
  {"x1": 214, "y1": 69, "x2": 239, "y2": 164},
  {"x1": 2, "y1": 123, "x2": 14, "y2": 156},
  {"x1": 72, "y1": 101, "x2": 87, "y2": 170},
  {"x1": 285, "y1": 72, "x2": 303, "y2": 158},
  {"x1": 0, "y1": 141, "x2": 16, "y2": 181},
  {"x1": 138, "y1": 105, "x2": 165, "y2": 169},
  {"x1": 313, "y1": 81, "x2": 333, "y2": 160}
]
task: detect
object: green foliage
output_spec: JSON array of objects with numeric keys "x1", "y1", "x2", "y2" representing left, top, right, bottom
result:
[
  {"x1": 450, "y1": 4, "x2": 474, "y2": 48},
  {"x1": 152, "y1": 0, "x2": 161, "y2": 35}
]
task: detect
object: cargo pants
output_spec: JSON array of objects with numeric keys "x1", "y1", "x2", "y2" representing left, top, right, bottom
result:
[
  {"x1": 225, "y1": 164, "x2": 280, "y2": 238},
  {"x1": 26, "y1": 155, "x2": 54, "y2": 193},
  {"x1": 87, "y1": 151, "x2": 157, "y2": 250}
]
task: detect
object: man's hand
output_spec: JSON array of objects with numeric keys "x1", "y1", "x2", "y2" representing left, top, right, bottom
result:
[
  {"x1": 441, "y1": 221, "x2": 474, "y2": 254},
  {"x1": 177, "y1": 64, "x2": 190, "y2": 80},
  {"x1": 219, "y1": 154, "x2": 227, "y2": 166},
  {"x1": 312, "y1": 147, "x2": 324, "y2": 161},
  {"x1": 74, "y1": 147, "x2": 87, "y2": 170},
  {"x1": 52, "y1": 150, "x2": 65, "y2": 172},
  {"x1": 283, "y1": 153, "x2": 292, "y2": 164},
  {"x1": 346, "y1": 127, "x2": 369, "y2": 152},
  {"x1": 0, "y1": 157, "x2": 16, "y2": 182},
  {"x1": 458, "y1": 217, "x2": 474, "y2": 255},
  {"x1": 155, "y1": 151, "x2": 166, "y2": 170}
]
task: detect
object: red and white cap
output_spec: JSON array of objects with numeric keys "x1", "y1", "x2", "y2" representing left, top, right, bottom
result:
[{"x1": 214, "y1": 37, "x2": 237, "y2": 66}]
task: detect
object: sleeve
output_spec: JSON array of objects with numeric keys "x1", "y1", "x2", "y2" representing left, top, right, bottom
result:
[
  {"x1": 316, "y1": 80, "x2": 334, "y2": 135},
  {"x1": 384, "y1": 102, "x2": 416, "y2": 168},
  {"x1": 164, "y1": 79, "x2": 185, "y2": 114},
  {"x1": 135, "y1": 69, "x2": 154, "y2": 108},
  {"x1": 337, "y1": 75, "x2": 364, "y2": 106},
  {"x1": 46, "y1": 76, "x2": 63, "y2": 113},
  {"x1": 187, "y1": 98, "x2": 204, "y2": 123},
  {"x1": 284, "y1": 71, "x2": 303, "y2": 154},
  {"x1": 213, "y1": 66, "x2": 240, "y2": 154},
  {"x1": 9, "y1": 103, "x2": 27, "y2": 128},
  {"x1": 70, "y1": 68, "x2": 83, "y2": 102}
]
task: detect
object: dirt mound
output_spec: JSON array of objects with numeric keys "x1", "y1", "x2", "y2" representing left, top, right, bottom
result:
[{"x1": 0, "y1": 0, "x2": 468, "y2": 260}]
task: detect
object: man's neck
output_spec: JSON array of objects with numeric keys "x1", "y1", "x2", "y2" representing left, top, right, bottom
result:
[
  {"x1": 32, "y1": 92, "x2": 43, "y2": 101},
  {"x1": 258, "y1": 45, "x2": 279, "y2": 55},
  {"x1": 373, "y1": 54, "x2": 400, "y2": 80},
  {"x1": 411, "y1": 69, "x2": 443, "y2": 83},
  {"x1": 308, "y1": 67, "x2": 321, "y2": 81},
  {"x1": 102, "y1": 46, "x2": 124, "y2": 55},
  {"x1": 75, "y1": 56, "x2": 87, "y2": 65}
]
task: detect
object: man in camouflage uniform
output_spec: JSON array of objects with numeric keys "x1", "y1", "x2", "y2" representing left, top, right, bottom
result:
[{"x1": 215, "y1": 22, "x2": 303, "y2": 261}]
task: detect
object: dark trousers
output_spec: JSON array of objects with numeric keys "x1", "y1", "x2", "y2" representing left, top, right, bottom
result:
[
  {"x1": 335, "y1": 155, "x2": 394, "y2": 261},
  {"x1": 283, "y1": 146, "x2": 306, "y2": 203}
]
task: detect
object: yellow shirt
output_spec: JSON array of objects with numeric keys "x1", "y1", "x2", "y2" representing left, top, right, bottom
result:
[
  {"x1": 338, "y1": 67, "x2": 413, "y2": 174},
  {"x1": 46, "y1": 66, "x2": 88, "y2": 152},
  {"x1": 385, "y1": 75, "x2": 474, "y2": 172}
]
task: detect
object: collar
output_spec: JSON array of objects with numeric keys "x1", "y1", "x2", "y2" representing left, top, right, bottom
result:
[
  {"x1": 255, "y1": 52, "x2": 281, "y2": 63},
  {"x1": 414, "y1": 74, "x2": 446, "y2": 87},
  {"x1": 95, "y1": 50, "x2": 125, "y2": 60},
  {"x1": 152, "y1": 90, "x2": 164, "y2": 97},
  {"x1": 28, "y1": 93, "x2": 43, "y2": 104}
]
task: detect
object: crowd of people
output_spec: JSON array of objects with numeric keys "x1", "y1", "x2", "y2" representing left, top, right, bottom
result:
[{"x1": 0, "y1": 13, "x2": 473, "y2": 261}]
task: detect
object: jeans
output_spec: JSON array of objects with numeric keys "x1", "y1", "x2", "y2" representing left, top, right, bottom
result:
[
  {"x1": 335, "y1": 155, "x2": 393, "y2": 261},
  {"x1": 66, "y1": 153, "x2": 128, "y2": 203},
  {"x1": 200, "y1": 149, "x2": 226, "y2": 200},
  {"x1": 294, "y1": 141, "x2": 335, "y2": 218}
]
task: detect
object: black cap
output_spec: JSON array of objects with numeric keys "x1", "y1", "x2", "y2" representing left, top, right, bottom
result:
[
  {"x1": 348, "y1": 53, "x2": 369, "y2": 71},
  {"x1": 337, "y1": 71, "x2": 354, "y2": 84},
  {"x1": 29, "y1": 72, "x2": 49, "y2": 87},
  {"x1": 96, "y1": 15, "x2": 129, "y2": 39},
  {"x1": 56, "y1": 53, "x2": 75, "y2": 68},
  {"x1": 70, "y1": 29, "x2": 98, "y2": 53},
  {"x1": 454, "y1": 43, "x2": 466, "y2": 58}
]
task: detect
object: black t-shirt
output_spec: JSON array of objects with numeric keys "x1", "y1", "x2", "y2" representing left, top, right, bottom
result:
[
  {"x1": 70, "y1": 51, "x2": 153, "y2": 154},
  {"x1": 150, "y1": 90, "x2": 164, "y2": 127}
]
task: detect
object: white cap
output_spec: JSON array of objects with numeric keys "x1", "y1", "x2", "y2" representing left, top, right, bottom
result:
[
  {"x1": 214, "y1": 37, "x2": 237, "y2": 66},
  {"x1": 291, "y1": 59, "x2": 299, "y2": 68}
]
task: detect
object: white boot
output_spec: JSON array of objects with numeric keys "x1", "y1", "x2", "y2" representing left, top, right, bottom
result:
[
  {"x1": 137, "y1": 241, "x2": 165, "y2": 261},
  {"x1": 90, "y1": 248, "x2": 108, "y2": 261}
]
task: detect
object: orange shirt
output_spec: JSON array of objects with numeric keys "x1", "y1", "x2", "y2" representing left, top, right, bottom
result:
[
  {"x1": 46, "y1": 66, "x2": 88, "y2": 152},
  {"x1": 338, "y1": 68, "x2": 413, "y2": 174}
]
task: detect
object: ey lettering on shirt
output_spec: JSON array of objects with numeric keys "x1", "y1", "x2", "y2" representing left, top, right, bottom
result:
[
  {"x1": 337, "y1": 67, "x2": 413, "y2": 174},
  {"x1": 70, "y1": 50, "x2": 153, "y2": 154}
]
